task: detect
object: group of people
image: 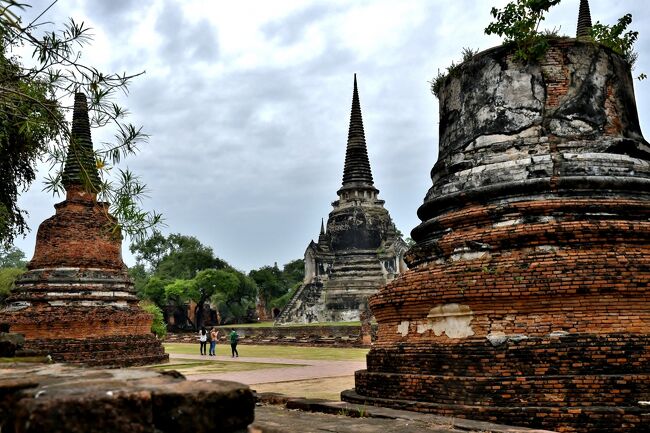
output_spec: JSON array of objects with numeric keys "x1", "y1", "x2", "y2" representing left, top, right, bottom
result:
[{"x1": 198, "y1": 327, "x2": 239, "y2": 357}]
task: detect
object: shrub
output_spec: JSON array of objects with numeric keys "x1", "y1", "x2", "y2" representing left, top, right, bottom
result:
[{"x1": 140, "y1": 300, "x2": 167, "y2": 339}]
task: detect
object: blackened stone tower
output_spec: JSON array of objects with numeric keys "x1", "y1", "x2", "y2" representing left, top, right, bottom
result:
[
  {"x1": 1, "y1": 93, "x2": 167, "y2": 366},
  {"x1": 277, "y1": 75, "x2": 407, "y2": 323},
  {"x1": 343, "y1": 5, "x2": 650, "y2": 433}
]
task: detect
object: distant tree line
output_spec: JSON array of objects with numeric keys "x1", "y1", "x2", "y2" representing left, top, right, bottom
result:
[
  {"x1": 0, "y1": 233, "x2": 303, "y2": 335},
  {"x1": 129, "y1": 231, "x2": 303, "y2": 330}
]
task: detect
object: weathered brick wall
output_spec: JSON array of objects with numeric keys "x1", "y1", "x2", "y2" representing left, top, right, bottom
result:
[
  {"x1": 1, "y1": 188, "x2": 167, "y2": 366},
  {"x1": 30, "y1": 187, "x2": 125, "y2": 270},
  {"x1": 166, "y1": 324, "x2": 375, "y2": 347},
  {"x1": 344, "y1": 39, "x2": 650, "y2": 433}
]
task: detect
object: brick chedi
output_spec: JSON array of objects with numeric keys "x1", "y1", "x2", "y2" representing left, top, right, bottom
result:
[
  {"x1": 342, "y1": 8, "x2": 650, "y2": 433},
  {"x1": 277, "y1": 75, "x2": 407, "y2": 323},
  {"x1": 0, "y1": 93, "x2": 167, "y2": 366}
]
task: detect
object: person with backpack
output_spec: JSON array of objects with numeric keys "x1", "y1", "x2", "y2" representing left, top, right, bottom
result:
[{"x1": 229, "y1": 329, "x2": 239, "y2": 358}]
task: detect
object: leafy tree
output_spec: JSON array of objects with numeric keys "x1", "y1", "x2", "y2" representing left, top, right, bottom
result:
[
  {"x1": 130, "y1": 232, "x2": 227, "y2": 280},
  {"x1": 283, "y1": 259, "x2": 305, "y2": 287},
  {"x1": 0, "y1": 245, "x2": 26, "y2": 268},
  {"x1": 591, "y1": 14, "x2": 639, "y2": 66},
  {"x1": 250, "y1": 260, "x2": 305, "y2": 316},
  {"x1": 128, "y1": 263, "x2": 149, "y2": 298},
  {"x1": 142, "y1": 276, "x2": 167, "y2": 308},
  {"x1": 129, "y1": 230, "x2": 169, "y2": 272},
  {"x1": 249, "y1": 264, "x2": 286, "y2": 312},
  {"x1": 0, "y1": 1, "x2": 160, "y2": 246},
  {"x1": 211, "y1": 269, "x2": 257, "y2": 325},
  {"x1": 163, "y1": 278, "x2": 196, "y2": 328},
  {"x1": 192, "y1": 269, "x2": 237, "y2": 328},
  {"x1": 485, "y1": 0, "x2": 562, "y2": 61}
]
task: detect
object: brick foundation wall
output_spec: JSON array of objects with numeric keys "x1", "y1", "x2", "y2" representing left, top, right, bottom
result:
[{"x1": 166, "y1": 324, "x2": 374, "y2": 347}]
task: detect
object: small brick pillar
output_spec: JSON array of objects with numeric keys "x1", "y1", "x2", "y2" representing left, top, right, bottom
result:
[
  {"x1": 0, "y1": 94, "x2": 167, "y2": 366},
  {"x1": 342, "y1": 40, "x2": 650, "y2": 433}
]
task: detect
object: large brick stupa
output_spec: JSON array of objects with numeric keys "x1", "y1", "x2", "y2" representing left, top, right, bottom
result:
[
  {"x1": 343, "y1": 4, "x2": 650, "y2": 432},
  {"x1": 1, "y1": 93, "x2": 167, "y2": 366}
]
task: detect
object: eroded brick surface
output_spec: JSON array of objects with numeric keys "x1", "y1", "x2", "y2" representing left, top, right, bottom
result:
[
  {"x1": 0, "y1": 364, "x2": 254, "y2": 433},
  {"x1": 344, "y1": 40, "x2": 650, "y2": 433}
]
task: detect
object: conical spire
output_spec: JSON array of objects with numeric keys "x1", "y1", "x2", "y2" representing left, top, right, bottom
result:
[
  {"x1": 320, "y1": 218, "x2": 325, "y2": 235},
  {"x1": 340, "y1": 74, "x2": 374, "y2": 189},
  {"x1": 576, "y1": 0, "x2": 592, "y2": 38},
  {"x1": 62, "y1": 92, "x2": 101, "y2": 192}
]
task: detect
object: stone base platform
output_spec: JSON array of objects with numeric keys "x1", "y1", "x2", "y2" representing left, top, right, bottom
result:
[
  {"x1": 340, "y1": 390, "x2": 648, "y2": 433},
  {"x1": 0, "y1": 363, "x2": 254, "y2": 433},
  {"x1": 23, "y1": 334, "x2": 168, "y2": 367},
  {"x1": 343, "y1": 333, "x2": 650, "y2": 432}
]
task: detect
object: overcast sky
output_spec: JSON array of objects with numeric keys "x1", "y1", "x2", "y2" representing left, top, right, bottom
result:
[{"x1": 13, "y1": 0, "x2": 650, "y2": 272}]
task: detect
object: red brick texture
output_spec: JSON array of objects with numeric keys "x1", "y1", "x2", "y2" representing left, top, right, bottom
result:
[
  {"x1": 343, "y1": 40, "x2": 650, "y2": 433},
  {"x1": 1, "y1": 187, "x2": 167, "y2": 366}
]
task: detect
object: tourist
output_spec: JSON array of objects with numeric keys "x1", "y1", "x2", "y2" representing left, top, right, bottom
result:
[
  {"x1": 229, "y1": 329, "x2": 239, "y2": 358},
  {"x1": 209, "y1": 328, "x2": 218, "y2": 356},
  {"x1": 199, "y1": 327, "x2": 208, "y2": 355}
]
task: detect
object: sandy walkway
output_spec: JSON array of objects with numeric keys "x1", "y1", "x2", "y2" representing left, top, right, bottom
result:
[{"x1": 169, "y1": 352, "x2": 365, "y2": 385}]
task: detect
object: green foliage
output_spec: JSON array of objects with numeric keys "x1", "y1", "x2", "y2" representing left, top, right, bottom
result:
[
  {"x1": 0, "y1": 1, "x2": 160, "y2": 246},
  {"x1": 590, "y1": 14, "x2": 638, "y2": 66},
  {"x1": 128, "y1": 263, "x2": 149, "y2": 298},
  {"x1": 282, "y1": 259, "x2": 305, "y2": 286},
  {"x1": 430, "y1": 47, "x2": 479, "y2": 97},
  {"x1": 0, "y1": 267, "x2": 23, "y2": 302},
  {"x1": 164, "y1": 279, "x2": 195, "y2": 306},
  {"x1": 139, "y1": 300, "x2": 167, "y2": 339},
  {"x1": 142, "y1": 276, "x2": 167, "y2": 307},
  {"x1": 131, "y1": 232, "x2": 227, "y2": 279},
  {"x1": 485, "y1": 0, "x2": 562, "y2": 61},
  {"x1": 0, "y1": 245, "x2": 26, "y2": 268},
  {"x1": 248, "y1": 259, "x2": 304, "y2": 315},
  {"x1": 210, "y1": 269, "x2": 257, "y2": 325}
]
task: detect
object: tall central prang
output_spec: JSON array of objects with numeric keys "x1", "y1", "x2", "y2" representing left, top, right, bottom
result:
[{"x1": 276, "y1": 75, "x2": 407, "y2": 323}]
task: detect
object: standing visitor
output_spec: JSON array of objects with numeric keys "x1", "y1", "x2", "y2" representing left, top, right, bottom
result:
[
  {"x1": 209, "y1": 328, "x2": 218, "y2": 356},
  {"x1": 199, "y1": 327, "x2": 208, "y2": 355},
  {"x1": 229, "y1": 329, "x2": 239, "y2": 358}
]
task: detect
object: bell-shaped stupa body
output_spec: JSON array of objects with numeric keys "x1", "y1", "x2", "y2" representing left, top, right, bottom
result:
[
  {"x1": 276, "y1": 76, "x2": 407, "y2": 323},
  {"x1": 343, "y1": 17, "x2": 650, "y2": 433},
  {"x1": 1, "y1": 93, "x2": 167, "y2": 366}
]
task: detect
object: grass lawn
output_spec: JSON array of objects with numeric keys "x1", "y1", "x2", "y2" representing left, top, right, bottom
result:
[
  {"x1": 148, "y1": 358, "x2": 298, "y2": 375},
  {"x1": 215, "y1": 321, "x2": 361, "y2": 328},
  {"x1": 164, "y1": 343, "x2": 368, "y2": 361}
]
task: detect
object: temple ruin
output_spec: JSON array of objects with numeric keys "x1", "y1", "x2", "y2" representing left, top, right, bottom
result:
[
  {"x1": 0, "y1": 93, "x2": 168, "y2": 366},
  {"x1": 343, "y1": 3, "x2": 650, "y2": 432},
  {"x1": 276, "y1": 75, "x2": 407, "y2": 324}
]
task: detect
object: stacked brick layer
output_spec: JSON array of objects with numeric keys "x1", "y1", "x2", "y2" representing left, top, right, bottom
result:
[
  {"x1": 1, "y1": 189, "x2": 167, "y2": 366},
  {"x1": 344, "y1": 40, "x2": 650, "y2": 433}
]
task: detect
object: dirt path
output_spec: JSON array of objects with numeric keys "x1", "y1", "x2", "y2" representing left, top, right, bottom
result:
[{"x1": 169, "y1": 352, "x2": 365, "y2": 385}]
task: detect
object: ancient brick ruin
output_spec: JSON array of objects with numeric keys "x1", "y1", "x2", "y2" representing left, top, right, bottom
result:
[
  {"x1": 0, "y1": 363, "x2": 254, "y2": 433},
  {"x1": 277, "y1": 75, "x2": 407, "y2": 323},
  {"x1": 342, "y1": 17, "x2": 650, "y2": 433},
  {"x1": 0, "y1": 93, "x2": 167, "y2": 366}
]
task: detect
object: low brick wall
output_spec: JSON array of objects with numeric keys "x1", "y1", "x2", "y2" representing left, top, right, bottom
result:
[{"x1": 165, "y1": 324, "x2": 375, "y2": 347}]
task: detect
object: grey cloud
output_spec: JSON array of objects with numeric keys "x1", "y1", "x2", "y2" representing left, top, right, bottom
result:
[
  {"x1": 262, "y1": 3, "x2": 340, "y2": 46},
  {"x1": 155, "y1": 2, "x2": 219, "y2": 63}
]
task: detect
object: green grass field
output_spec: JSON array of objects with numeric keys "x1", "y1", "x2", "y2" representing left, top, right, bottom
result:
[{"x1": 164, "y1": 343, "x2": 368, "y2": 361}]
